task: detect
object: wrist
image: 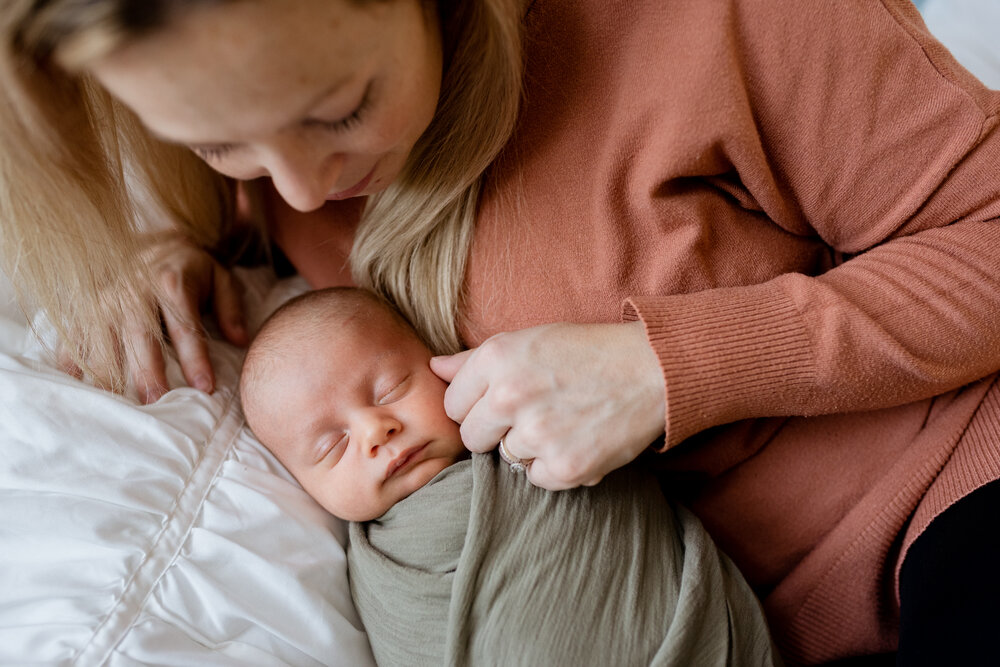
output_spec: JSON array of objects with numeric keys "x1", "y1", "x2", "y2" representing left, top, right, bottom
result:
[{"x1": 623, "y1": 319, "x2": 668, "y2": 448}]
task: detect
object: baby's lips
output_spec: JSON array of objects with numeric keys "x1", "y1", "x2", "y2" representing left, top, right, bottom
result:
[{"x1": 384, "y1": 443, "x2": 427, "y2": 480}]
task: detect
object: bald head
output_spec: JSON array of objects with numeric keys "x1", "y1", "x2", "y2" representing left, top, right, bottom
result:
[{"x1": 239, "y1": 286, "x2": 420, "y2": 440}]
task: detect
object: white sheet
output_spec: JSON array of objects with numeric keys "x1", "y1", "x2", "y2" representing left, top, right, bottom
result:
[
  {"x1": 921, "y1": 0, "x2": 1000, "y2": 89},
  {"x1": 0, "y1": 268, "x2": 376, "y2": 666}
]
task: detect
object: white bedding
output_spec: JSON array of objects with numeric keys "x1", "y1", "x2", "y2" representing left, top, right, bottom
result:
[
  {"x1": 921, "y1": 0, "x2": 1000, "y2": 89},
  {"x1": 0, "y1": 268, "x2": 376, "y2": 666}
]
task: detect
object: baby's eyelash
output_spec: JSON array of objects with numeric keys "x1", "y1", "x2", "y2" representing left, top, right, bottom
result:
[
  {"x1": 316, "y1": 434, "x2": 349, "y2": 465},
  {"x1": 377, "y1": 376, "x2": 410, "y2": 405}
]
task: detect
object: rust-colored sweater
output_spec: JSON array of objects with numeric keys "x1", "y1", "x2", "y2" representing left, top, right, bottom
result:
[{"x1": 274, "y1": 0, "x2": 1000, "y2": 663}]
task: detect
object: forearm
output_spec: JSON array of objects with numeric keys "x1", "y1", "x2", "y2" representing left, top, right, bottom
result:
[
  {"x1": 628, "y1": 219, "x2": 1000, "y2": 449},
  {"x1": 627, "y1": 0, "x2": 1000, "y2": 449}
]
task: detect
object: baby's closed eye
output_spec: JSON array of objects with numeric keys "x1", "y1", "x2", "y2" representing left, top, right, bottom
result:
[
  {"x1": 314, "y1": 433, "x2": 349, "y2": 466},
  {"x1": 376, "y1": 375, "x2": 411, "y2": 405}
]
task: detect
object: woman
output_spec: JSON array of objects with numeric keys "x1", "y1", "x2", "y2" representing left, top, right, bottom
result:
[{"x1": 3, "y1": 0, "x2": 1000, "y2": 663}]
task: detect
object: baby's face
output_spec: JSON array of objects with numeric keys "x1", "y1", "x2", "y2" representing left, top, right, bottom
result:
[{"x1": 249, "y1": 313, "x2": 466, "y2": 521}]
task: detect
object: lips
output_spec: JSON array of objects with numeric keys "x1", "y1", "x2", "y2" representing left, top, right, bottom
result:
[
  {"x1": 327, "y1": 167, "x2": 376, "y2": 201},
  {"x1": 385, "y1": 444, "x2": 427, "y2": 481}
]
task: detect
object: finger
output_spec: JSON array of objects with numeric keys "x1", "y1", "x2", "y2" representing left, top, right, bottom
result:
[
  {"x1": 56, "y1": 346, "x2": 83, "y2": 381},
  {"x1": 212, "y1": 264, "x2": 248, "y2": 346},
  {"x1": 160, "y1": 282, "x2": 215, "y2": 394},
  {"x1": 429, "y1": 349, "x2": 473, "y2": 383},
  {"x1": 127, "y1": 332, "x2": 169, "y2": 404},
  {"x1": 438, "y1": 350, "x2": 493, "y2": 425},
  {"x1": 457, "y1": 392, "x2": 513, "y2": 453},
  {"x1": 496, "y1": 433, "x2": 536, "y2": 473},
  {"x1": 523, "y1": 458, "x2": 576, "y2": 492}
]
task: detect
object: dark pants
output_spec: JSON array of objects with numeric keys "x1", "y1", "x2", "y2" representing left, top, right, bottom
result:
[{"x1": 897, "y1": 479, "x2": 1000, "y2": 666}]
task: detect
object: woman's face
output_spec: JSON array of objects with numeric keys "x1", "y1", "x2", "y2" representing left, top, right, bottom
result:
[{"x1": 89, "y1": 0, "x2": 443, "y2": 212}]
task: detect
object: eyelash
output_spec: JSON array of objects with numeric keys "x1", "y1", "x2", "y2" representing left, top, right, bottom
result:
[
  {"x1": 376, "y1": 376, "x2": 409, "y2": 405},
  {"x1": 192, "y1": 145, "x2": 233, "y2": 161},
  {"x1": 318, "y1": 434, "x2": 349, "y2": 464},
  {"x1": 190, "y1": 84, "x2": 374, "y2": 161},
  {"x1": 307, "y1": 83, "x2": 373, "y2": 134}
]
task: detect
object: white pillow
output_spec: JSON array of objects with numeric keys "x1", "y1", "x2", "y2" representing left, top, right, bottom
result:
[{"x1": 0, "y1": 268, "x2": 375, "y2": 666}]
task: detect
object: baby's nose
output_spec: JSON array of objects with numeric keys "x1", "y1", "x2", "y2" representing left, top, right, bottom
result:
[{"x1": 361, "y1": 414, "x2": 402, "y2": 456}]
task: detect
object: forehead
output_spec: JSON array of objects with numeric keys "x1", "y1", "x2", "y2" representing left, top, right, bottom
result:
[
  {"x1": 268, "y1": 302, "x2": 419, "y2": 390},
  {"x1": 251, "y1": 307, "x2": 419, "y2": 431},
  {"x1": 88, "y1": 0, "x2": 393, "y2": 142}
]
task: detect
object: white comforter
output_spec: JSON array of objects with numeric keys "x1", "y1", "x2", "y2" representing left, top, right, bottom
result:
[{"x1": 0, "y1": 269, "x2": 376, "y2": 666}]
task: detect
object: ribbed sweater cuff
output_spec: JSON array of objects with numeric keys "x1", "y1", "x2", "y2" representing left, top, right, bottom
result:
[{"x1": 623, "y1": 285, "x2": 817, "y2": 449}]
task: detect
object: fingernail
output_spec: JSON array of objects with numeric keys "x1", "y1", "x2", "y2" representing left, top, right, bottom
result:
[{"x1": 194, "y1": 374, "x2": 213, "y2": 393}]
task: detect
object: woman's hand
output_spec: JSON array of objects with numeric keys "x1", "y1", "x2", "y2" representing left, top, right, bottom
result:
[
  {"x1": 131, "y1": 235, "x2": 248, "y2": 403},
  {"x1": 430, "y1": 321, "x2": 667, "y2": 490}
]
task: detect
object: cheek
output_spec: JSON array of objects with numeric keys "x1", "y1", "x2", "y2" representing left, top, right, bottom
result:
[
  {"x1": 369, "y1": 98, "x2": 432, "y2": 155},
  {"x1": 373, "y1": 60, "x2": 441, "y2": 152},
  {"x1": 415, "y1": 388, "x2": 460, "y2": 434},
  {"x1": 301, "y1": 469, "x2": 358, "y2": 518}
]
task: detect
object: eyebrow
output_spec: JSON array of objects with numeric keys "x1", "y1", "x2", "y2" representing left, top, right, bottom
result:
[{"x1": 150, "y1": 74, "x2": 357, "y2": 147}]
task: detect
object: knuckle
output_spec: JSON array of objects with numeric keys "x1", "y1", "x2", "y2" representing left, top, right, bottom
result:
[
  {"x1": 458, "y1": 421, "x2": 478, "y2": 448},
  {"x1": 518, "y1": 414, "x2": 551, "y2": 444},
  {"x1": 549, "y1": 457, "x2": 589, "y2": 487},
  {"x1": 477, "y1": 334, "x2": 511, "y2": 365},
  {"x1": 442, "y1": 390, "x2": 463, "y2": 422},
  {"x1": 490, "y1": 381, "x2": 525, "y2": 414},
  {"x1": 158, "y1": 267, "x2": 184, "y2": 297}
]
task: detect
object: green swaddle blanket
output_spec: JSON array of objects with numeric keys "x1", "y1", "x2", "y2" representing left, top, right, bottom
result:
[{"x1": 348, "y1": 454, "x2": 779, "y2": 666}]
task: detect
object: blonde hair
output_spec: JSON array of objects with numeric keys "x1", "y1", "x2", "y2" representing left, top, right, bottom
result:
[
  {"x1": 1, "y1": 0, "x2": 524, "y2": 390},
  {"x1": 352, "y1": 0, "x2": 524, "y2": 354},
  {"x1": 1, "y1": 0, "x2": 235, "y2": 390}
]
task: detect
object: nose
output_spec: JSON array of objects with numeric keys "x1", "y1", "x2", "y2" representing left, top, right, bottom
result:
[
  {"x1": 265, "y1": 141, "x2": 346, "y2": 213},
  {"x1": 357, "y1": 410, "x2": 403, "y2": 457}
]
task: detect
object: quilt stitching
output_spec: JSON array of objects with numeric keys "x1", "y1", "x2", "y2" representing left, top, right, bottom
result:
[{"x1": 71, "y1": 387, "x2": 244, "y2": 666}]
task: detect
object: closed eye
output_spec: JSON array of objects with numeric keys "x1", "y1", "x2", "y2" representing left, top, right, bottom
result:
[
  {"x1": 376, "y1": 375, "x2": 411, "y2": 405},
  {"x1": 304, "y1": 81, "x2": 373, "y2": 134},
  {"x1": 187, "y1": 81, "x2": 373, "y2": 161},
  {"x1": 315, "y1": 433, "x2": 349, "y2": 466}
]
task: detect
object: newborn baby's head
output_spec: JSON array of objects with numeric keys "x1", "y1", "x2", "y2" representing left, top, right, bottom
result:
[{"x1": 240, "y1": 287, "x2": 466, "y2": 521}]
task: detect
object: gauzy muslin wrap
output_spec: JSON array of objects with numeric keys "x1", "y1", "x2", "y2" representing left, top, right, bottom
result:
[{"x1": 348, "y1": 454, "x2": 780, "y2": 666}]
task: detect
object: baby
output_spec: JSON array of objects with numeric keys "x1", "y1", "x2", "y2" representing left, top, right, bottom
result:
[
  {"x1": 239, "y1": 286, "x2": 468, "y2": 522},
  {"x1": 239, "y1": 286, "x2": 778, "y2": 667}
]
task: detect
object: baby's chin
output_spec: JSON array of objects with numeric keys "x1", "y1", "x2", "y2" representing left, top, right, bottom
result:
[
  {"x1": 378, "y1": 452, "x2": 464, "y2": 518},
  {"x1": 330, "y1": 445, "x2": 467, "y2": 521},
  {"x1": 396, "y1": 454, "x2": 458, "y2": 496}
]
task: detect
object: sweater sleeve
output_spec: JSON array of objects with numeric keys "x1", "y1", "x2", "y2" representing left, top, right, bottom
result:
[{"x1": 624, "y1": 0, "x2": 1000, "y2": 449}]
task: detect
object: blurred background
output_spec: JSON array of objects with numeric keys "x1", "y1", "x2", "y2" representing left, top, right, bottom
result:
[{"x1": 919, "y1": 0, "x2": 1000, "y2": 89}]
